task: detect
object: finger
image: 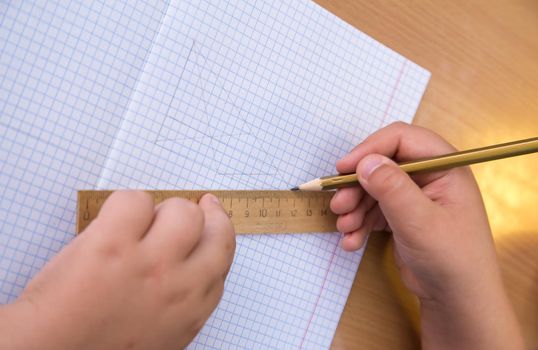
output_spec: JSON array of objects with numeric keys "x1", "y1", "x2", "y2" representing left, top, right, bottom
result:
[
  {"x1": 330, "y1": 186, "x2": 364, "y2": 215},
  {"x1": 357, "y1": 154, "x2": 434, "y2": 238},
  {"x1": 186, "y1": 194, "x2": 236, "y2": 282},
  {"x1": 341, "y1": 204, "x2": 382, "y2": 251},
  {"x1": 142, "y1": 198, "x2": 205, "y2": 260},
  {"x1": 88, "y1": 190, "x2": 154, "y2": 243},
  {"x1": 336, "y1": 122, "x2": 457, "y2": 185},
  {"x1": 341, "y1": 230, "x2": 368, "y2": 251},
  {"x1": 336, "y1": 194, "x2": 376, "y2": 233}
]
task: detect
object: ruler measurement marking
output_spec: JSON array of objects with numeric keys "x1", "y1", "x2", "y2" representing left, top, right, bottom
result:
[{"x1": 77, "y1": 190, "x2": 337, "y2": 234}]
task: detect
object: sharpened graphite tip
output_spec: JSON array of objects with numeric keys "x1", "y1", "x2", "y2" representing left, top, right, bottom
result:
[{"x1": 290, "y1": 186, "x2": 299, "y2": 191}]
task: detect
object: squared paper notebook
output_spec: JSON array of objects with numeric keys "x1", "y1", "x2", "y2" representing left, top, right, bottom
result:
[{"x1": 0, "y1": 1, "x2": 429, "y2": 348}]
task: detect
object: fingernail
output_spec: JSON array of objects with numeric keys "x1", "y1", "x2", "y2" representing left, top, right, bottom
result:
[
  {"x1": 359, "y1": 155, "x2": 384, "y2": 180},
  {"x1": 204, "y1": 193, "x2": 221, "y2": 205}
]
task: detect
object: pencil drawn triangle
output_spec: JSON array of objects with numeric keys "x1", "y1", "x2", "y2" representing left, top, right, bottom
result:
[{"x1": 155, "y1": 41, "x2": 278, "y2": 176}]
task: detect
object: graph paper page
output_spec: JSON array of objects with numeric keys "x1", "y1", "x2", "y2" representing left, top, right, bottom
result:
[
  {"x1": 99, "y1": 1, "x2": 430, "y2": 349},
  {"x1": 1, "y1": 1, "x2": 167, "y2": 300}
]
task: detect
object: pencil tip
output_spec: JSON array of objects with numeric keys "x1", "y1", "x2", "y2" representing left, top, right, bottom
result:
[{"x1": 290, "y1": 186, "x2": 299, "y2": 191}]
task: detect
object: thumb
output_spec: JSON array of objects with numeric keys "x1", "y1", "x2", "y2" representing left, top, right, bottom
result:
[
  {"x1": 193, "y1": 193, "x2": 236, "y2": 276},
  {"x1": 357, "y1": 154, "x2": 433, "y2": 233},
  {"x1": 198, "y1": 193, "x2": 231, "y2": 228},
  {"x1": 198, "y1": 193, "x2": 235, "y2": 239},
  {"x1": 198, "y1": 192, "x2": 225, "y2": 212}
]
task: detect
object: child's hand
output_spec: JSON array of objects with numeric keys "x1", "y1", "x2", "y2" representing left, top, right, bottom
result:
[
  {"x1": 0, "y1": 191, "x2": 235, "y2": 350},
  {"x1": 331, "y1": 122, "x2": 523, "y2": 349}
]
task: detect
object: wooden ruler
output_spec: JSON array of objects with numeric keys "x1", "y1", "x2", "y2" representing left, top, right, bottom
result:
[{"x1": 77, "y1": 190, "x2": 337, "y2": 234}]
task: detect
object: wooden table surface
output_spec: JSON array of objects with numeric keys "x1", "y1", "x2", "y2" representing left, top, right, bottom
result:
[{"x1": 312, "y1": 1, "x2": 538, "y2": 348}]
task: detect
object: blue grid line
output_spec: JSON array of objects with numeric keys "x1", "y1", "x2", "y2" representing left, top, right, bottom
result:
[
  {"x1": 98, "y1": 2, "x2": 429, "y2": 349},
  {"x1": 0, "y1": 0, "x2": 170, "y2": 303},
  {"x1": 1, "y1": 0, "x2": 430, "y2": 347}
]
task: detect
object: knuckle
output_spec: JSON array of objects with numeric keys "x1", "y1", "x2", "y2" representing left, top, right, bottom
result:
[
  {"x1": 336, "y1": 216, "x2": 347, "y2": 233},
  {"x1": 388, "y1": 121, "x2": 409, "y2": 130}
]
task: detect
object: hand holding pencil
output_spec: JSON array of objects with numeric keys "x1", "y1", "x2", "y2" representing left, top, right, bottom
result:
[
  {"x1": 327, "y1": 122, "x2": 524, "y2": 349},
  {"x1": 293, "y1": 133, "x2": 538, "y2": 191}
]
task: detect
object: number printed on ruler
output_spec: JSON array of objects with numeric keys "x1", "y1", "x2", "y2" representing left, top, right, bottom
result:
[{"x1": 77, "y1": 190, "x2": 338, "y2": 234}]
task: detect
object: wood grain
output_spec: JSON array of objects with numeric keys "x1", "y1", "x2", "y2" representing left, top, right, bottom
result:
[
  {"x1": 76, "y1": 190, "x2": 337, "y2": 234},
  {"x1": 311, "y1": 1, "x2": 538, "y2": 348}
]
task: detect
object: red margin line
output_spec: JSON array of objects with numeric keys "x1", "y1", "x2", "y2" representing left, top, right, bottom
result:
[
  {"x1": 299, "y1": 60, "x2": 407, "y2": 349},
  {"x1": 380, "y1": 60, "x2": 407, "y2": 127},
  {"x1": 299, "y1": 236, "x2": 340, "y2": 349}
]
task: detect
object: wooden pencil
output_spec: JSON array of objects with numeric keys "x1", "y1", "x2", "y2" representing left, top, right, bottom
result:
[{"x1": 292, "y1": 136, "x2": 538, "y2": 191}]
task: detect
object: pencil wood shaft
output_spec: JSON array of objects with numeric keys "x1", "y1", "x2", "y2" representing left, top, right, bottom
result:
[{"x1": 315, "y1": 136, "x2": 538, "y2": 190}]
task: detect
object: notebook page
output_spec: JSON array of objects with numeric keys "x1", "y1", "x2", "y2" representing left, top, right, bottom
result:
[
  {"x1": 98, "y1": 1, "x2": 430, "y2": 348},
  {"x1": 0, "y1": 1, "x2": 167, "y2": 302}
]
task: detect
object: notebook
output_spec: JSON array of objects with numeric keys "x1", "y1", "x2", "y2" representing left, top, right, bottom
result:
[{"x1": 0, "y1": 1, "x2": 429, "y2": 348}]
